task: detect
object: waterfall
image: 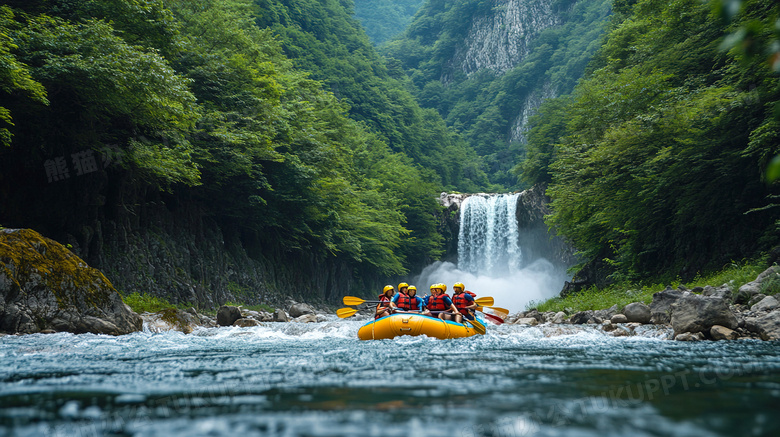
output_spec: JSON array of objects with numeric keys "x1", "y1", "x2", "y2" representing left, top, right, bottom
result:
[{"x1": 457, "y1": 193, "x2": 521, "y2": 275}]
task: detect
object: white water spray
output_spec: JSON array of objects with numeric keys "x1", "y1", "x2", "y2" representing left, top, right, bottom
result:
[{"x1": 416, "y1": 192, "x2": 570, "y2": 313}]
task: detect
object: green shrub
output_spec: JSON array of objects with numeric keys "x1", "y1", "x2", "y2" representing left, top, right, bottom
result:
[{"x1": 122, "y1": 292, "x2": 176, "y2": 313}]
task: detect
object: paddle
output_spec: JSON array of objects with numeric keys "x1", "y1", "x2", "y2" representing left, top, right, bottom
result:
[
  {"x1": 477, "y1": 306, "x2": 509, "y2": 320},
  {"x1": 473, "y1": 297, "x2": 494, "y2": 307},
  {"x1": 336, "y1": 307, "x2": 359, "y2": 318},
  {"x1": 467, "y1": 317, "x2": 487, "y2": 335},
  {"x1": 480, "y1": 312, "x2": 504, "y2": 325}
]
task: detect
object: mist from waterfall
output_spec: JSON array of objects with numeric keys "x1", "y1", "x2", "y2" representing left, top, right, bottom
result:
[{"x1": 415, "y1": 193, "x2": 570, "y2": 313}]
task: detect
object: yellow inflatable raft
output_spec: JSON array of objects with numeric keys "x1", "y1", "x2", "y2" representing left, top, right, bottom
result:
[{"x1": 357, "y1": 313, "x2": 484, "y2": 340}]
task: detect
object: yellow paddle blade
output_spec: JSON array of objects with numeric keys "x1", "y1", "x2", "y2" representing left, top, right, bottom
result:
[
  {"x1": 474, "y1": 296, "x2": 494, "y2": 307},
  {"x1": 469, "y1": 318, "x2": 486, "y2": 335},
  {"x1": 342, "y1": 296, "x2": 366, "y2": 306},
  {"x1": 484, "y1": 306, "x2": 509, "y2": 319},
  {"x1": 336, "y1": 307, "x2": 359, "y2": 318}
]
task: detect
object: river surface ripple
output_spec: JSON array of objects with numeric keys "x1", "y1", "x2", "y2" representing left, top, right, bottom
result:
[{"x1": 1, "y1": 319, "x2": 779, "y2": 437}]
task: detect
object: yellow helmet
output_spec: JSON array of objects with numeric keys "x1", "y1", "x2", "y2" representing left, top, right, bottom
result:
[
  {"x1": 383, "y1": 285, "x2": 394, "y2": 294},
  {"x1": 454, "y1": 282, "x2": 465, "y2": 291},
  {"x1": 430, "y1": 283, "x2": 437, "y2": 290},
  {"x1": 408, "y1": 285, "x2": 417, "y2": 293},
  {"x1": 398, "y1": 282, "x2": 409, "y2": 290},
  {"x1": 440, "y1": 283, "x2": 447, "y2": 292}
]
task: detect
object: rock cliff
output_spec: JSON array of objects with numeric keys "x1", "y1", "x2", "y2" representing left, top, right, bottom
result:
[{"x1": 0, "y1": 228, "x2": 142, "y2": 335}]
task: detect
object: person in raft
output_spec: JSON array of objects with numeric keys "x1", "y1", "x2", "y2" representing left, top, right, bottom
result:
[
  {"x1": 375, "y1": 285, "x2": 396, "y2": 319},
  {"x1": 423, "y1": 283, "x2": 459, "y2": 321},
  {"x1": 451, "y1": 281, "x2": 478, "y2": 323},
  {"x1": 393, "y1": 284, "x2": 424, "y2": 312}
]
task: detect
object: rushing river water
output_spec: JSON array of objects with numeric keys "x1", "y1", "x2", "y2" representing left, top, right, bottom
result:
[{"x1": 1, "y1": 319, "x2": 779, "y2": 437}]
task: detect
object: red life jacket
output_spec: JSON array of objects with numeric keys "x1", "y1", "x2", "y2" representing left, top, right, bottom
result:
[
  {"x1": 396, "y1": 293, "x2": 421, "y2": 311},
  {"x1": 452, "y1": 292, "x2": 473, "y2": 315},
  {"x1": 375, "y1": 295, "x2": 391, "y2": 319},
  {"x1": 427, "y1": 294, "x2": 450, "y2": 311},
  {"x1": 466, "y1": 290, "x2": 476, "y2": 298}
]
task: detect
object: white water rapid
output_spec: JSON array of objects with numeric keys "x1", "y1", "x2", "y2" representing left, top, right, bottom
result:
[{"x1": 416, "y1": 193, "x2": 570, "y2": 313}]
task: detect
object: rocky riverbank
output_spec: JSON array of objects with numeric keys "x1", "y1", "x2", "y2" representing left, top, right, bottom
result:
[
  {"x1": 141, "y1": 302, "x2": 331, "y2": 333},
  {"x1": 507, "y1": 265, "x2": 780, "y2": 341}
]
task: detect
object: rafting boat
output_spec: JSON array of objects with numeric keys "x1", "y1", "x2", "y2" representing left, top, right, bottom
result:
[{"x1": 357, "y1": 312, "x2": 485, "y2": 340}]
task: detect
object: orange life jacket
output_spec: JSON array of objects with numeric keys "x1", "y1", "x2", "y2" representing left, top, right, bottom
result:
[{"x1": 396, "y1": 292, "x2": 421, "y2": 311}]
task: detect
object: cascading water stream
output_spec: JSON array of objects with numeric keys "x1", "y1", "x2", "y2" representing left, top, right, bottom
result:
[{"x1": 457, "y1": 193, "x2": 521, "y2": 276}]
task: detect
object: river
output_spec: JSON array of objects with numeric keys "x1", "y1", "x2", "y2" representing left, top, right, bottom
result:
[{"x1": 1, "y1": 319, "x2": 779, "y2": 437}]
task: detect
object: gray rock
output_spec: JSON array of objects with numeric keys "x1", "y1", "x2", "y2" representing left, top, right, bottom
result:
[
  {"x1": 515, "y1": 317, "x2": 539, "y2": 326},
  {"x1": 594, "y1": 304, "x2": 620, "y2": 321},
  {"x1": 737, "y1": 265, "x2": 780, "y2": 303},
  {"x1": 670, "y1": 294, "x2": 738, "y2": 336},
  {"x1": 217, "y1": 305, "x2": 242, "y2": 326},
  {"x1": 288, "y1": 303, "x2": 316, "y2": 318},
  {"x1": 702, "y1": 285, "x2": 732, "y2": 301},
  {"x1": 293, "y1": 314, "x2": 318, "y2": 323},
  {"x1": 747, "y1": 294, "x2": 767, "y2": 308},
  {"x1": 273, "y1": 308, "x2": 289, "y2": 322},
  {"x1": 751, "y1": 295, "x2": 779, "y2": 312},
  {"x1": 710, "y1": 325, "x2": 739, "y2": 340},
  {"x1": 552, "y1": 311, "x2": 566, "y2": 324},
  {"x1": 524, "y1": 309, "x2": 542, "y2": 322},
  {"x1": 623, "y1": 302, "x2": 651, "y2": 324},
  {"x1": 233, "y1": 318, "x2": 260, "y2": 327},
  {"x1": 674, "y1": 332, "x2": 706, "y2": 341},
  {"x1": 601, "y1": 320, "x2": 616, "y2": 332},
  {"x1": 0, "y1": 229, "x2": 142, "y2": 335},
  {"x1": 650, "y1": 287, "x2": 684, "y2": 324},
  {"x1": 611, "y1": 314, "x2": 628, "y2": 324},
  {"x1": 570, "y1": 310, "x2": 594, "y2": 325},
  {"x1": 744, "y1": 310, "x2": 780, "y2": 340}
]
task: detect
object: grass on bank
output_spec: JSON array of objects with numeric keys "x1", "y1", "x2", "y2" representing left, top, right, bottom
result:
[
  {"x1": 121, "y1": 292, "x2": 275, "y2": 315},
  {"x1": 526, "y1": 260, "x2": 779, "y2": 314}
]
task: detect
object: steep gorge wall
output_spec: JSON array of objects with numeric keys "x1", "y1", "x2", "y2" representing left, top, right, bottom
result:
[
  {"x1": 447, "y1": 0, "x2": 564, "y2": 78},
  {"x1": 0, "y1": 168, "x2": 378, "y2": 309}
]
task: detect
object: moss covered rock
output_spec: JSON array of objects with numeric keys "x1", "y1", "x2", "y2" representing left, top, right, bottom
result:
[{"x1": 0, "y1": 229, "x2": 142, "y2": 335}]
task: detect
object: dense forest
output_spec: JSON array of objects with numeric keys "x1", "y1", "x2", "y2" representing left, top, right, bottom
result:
[
  {"x1": 1, "y1": 0, "x2": 779, "y2": 301},
  {"x1": 353, "y1": 0, "x2": 425, "y2": 45},
  {"x1": 0, "y1": 0, "x2": 482, "y2": 299},
  {"x1": 518, "y1": 0, "x2": 780, "y2": 282}
]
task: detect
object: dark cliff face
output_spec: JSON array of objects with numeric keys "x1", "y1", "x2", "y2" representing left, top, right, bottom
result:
[{"x1": 0, "y1": 164, "x2": 378, "y2": 308}]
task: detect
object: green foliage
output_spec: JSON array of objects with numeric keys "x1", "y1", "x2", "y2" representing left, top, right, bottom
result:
[
  {"x1": 384, "y1": 0, "x2": 613, "y2": 189},
  {"x1": 123, "y1": 292, "x2": 178, "y2": 313},
  {"x1": 352, "y1": 0, "x2": 426, "y2": 45},
  {"x1": 529, "y1": 259, "x2": 770, "y2": 313},
  {"x1": 525, "y1": 0, "x2": 780, "y2": 282}
]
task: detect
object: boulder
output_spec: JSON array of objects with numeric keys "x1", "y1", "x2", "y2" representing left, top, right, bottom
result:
[
  {"x1": 273, "y1": 308, "x2": 290, "y2": 322},
  {"x1": 601, "y1": 320, "x2": 616, "y2": 332},
  {"x1": 233, "y1": 318, "x2": 260, "y2": 327},
  {"x1": 710, "y1": 325, "x2": 739, "y2": 341},
  {"x1": 751, "y1": 295, "x2": 779, "y2": 312},
  {"x1": 524, "y1": 309, "x2": 542, "y2": 322},
  {"x1": 594, "y1": 304, "x2": 620, "y2": 321},
  {"x1": 570, "y1": 310, "x2": 594, "y2": 325},
  {"x1": 288, "y1": 302, "x2": 316, "y2": 318},
  {"x1": 748, "y1": 294, "x2": 767, "y2": 308},
  {"x1": 0, "y1": 229, "x2": 142, "y2": 335},
  {"x1": 744, "y1": 310, "x2": 780, "y2": 340},
  {"x1": 702, "y1": 285, "x2": 732, "y2": 301},
  {"x1": 217, "y1": 305, "x2": 242, "y2": 326},
  {"x1": 650, "y1": 287, "x2": 684, "y2": 324},
  {"x1": 514, "y1": 317, "x2": 539, "y2": 326},
  {"x1": 293, "y1": 313, "x2": 318, "y2": 323},
  {"x1": 737, "y1": 265, "x2": 780, "y2": 303},
  {"x1": 610, "y1": 314, "x2": 629, "y2": 324},
  {"x1": 552, "y1": 311, "x2": 566, "y2": 324},
  {"x1": 670, "y1": 293, "x2": 738, "y2": 337},
  {"x1": 623, "y1": 302, "x2": 651, "y2": 324},
  {"x1": 674, "y1": 332, "x2": 706, "y2": 341}
]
